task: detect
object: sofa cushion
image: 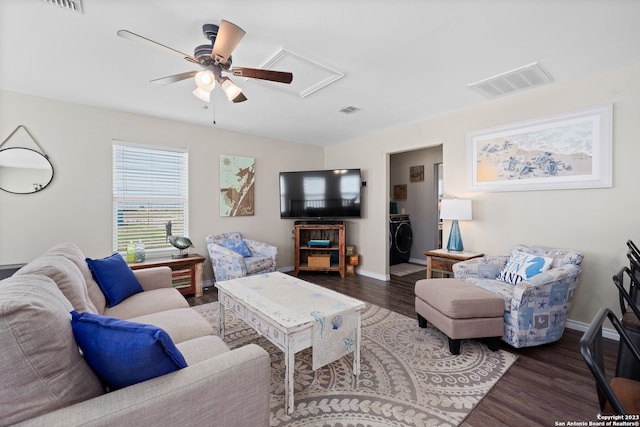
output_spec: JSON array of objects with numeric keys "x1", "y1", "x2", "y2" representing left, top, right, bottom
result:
[
  {"x1": 220, "y1": 239, "x2": 252, "y2": 257},
  {"x1": 499, "y1": 250, "x2": 553, "y2": 285},
  {"x1": 45, "y1": 242, "x2": 107, "y2": 313},
  {"x1": 103, "y1": 287, "x2": 189, "y2": 319},
  {"x1": 71, "y1": 311, "x2": 188, "y2": 390},
  {"x1": 15, "y1": 254, "x2": 97, "y2": 313},
  {"x1": 86, "y1": 253, "x2": 144, "y2": 307},
  {"x1": 128, "y1": 307, "x2": 215, "y2": 344},
  {"x1": 175, "y1": 335, "x2": 230, "y2": 365},
  {"x1": 0, "y1": 275, "x2": 104, "y2": 425}
]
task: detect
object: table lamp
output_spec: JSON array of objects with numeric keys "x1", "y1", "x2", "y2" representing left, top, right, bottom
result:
[{"x1": 439, "y1": 199, "x2": 472, "y2": 252}]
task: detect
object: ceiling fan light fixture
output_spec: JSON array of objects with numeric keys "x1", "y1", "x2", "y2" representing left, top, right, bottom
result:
[
  {"x1": 218, "y1": 76, "x2": 243, "y2": 102},
  {"x1": 194, "y1": 70, "x2": 216, "y2": 91},
  {"x1": 192, "y1": 87, "x2": 211, "y2": 102}
]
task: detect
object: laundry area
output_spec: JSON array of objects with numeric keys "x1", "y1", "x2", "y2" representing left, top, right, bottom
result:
[{"x1": 388, "y1": 146, "x2": 443, "y2": 273}]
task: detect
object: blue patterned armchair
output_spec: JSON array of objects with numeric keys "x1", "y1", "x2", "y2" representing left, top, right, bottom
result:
[
  {"x1": 452, "y1": 244, "x2": 583, "y2": 348},
  {"x1": 205, "y1": 232, "x2": 277, "y2": 281}
]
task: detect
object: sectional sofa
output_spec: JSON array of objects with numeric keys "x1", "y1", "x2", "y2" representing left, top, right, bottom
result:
[{"x1": 0, "y1": 243, "x2": 270, "y2": 427}]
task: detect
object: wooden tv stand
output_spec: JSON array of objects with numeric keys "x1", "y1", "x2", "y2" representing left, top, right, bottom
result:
[{"x1": 294, "y1": 221, "x2": 345, "y2": 277}]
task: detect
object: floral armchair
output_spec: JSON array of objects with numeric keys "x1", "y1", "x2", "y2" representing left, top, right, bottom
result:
[
  {"x1": 452, "y1": 244, "x2": 583, "y2": 348},
  {"x1": 205, "y1": 232, "x2": 277, "y2": 281}
]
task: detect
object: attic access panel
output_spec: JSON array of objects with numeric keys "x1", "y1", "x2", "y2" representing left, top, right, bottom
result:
[{"x1": 256, "y1": 49, "x2": 344, "y2": 98}]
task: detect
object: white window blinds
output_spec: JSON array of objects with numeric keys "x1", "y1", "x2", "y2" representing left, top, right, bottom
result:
[{"x1": 112, "y1": 141, "x2": 188, "y2": 254}]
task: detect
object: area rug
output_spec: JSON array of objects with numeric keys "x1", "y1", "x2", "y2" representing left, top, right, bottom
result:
[
  {"x1": 389, "y1": 263, "x2": 426, "y2": 277},
  {"x1": 193, "y1": 302, "x2": 517, "y2": 427}
]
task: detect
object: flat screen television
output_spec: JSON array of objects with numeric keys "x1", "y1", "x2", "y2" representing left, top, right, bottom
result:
[{"x1": 279, "y1": 169, "x2": 362, "y2": 219}]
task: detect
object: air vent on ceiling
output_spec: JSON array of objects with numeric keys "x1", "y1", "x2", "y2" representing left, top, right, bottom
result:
[
  {"x1": 338, "y1": 106, "x2": 361, "y2": 114},
  {"x1": 258, "y1": 49, "x2": 344, "y2": 98},
  {"x1": 41, "y1": 0, "x2": 83, "y2": 13},
  {"x1": 468, "y1": 62, "x2": 553, "y2": 98}
]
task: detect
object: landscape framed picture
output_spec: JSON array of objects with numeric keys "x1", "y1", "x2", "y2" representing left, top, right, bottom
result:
[
  {"x1": 466, "y1": 104, "x2": 613, "y2": 192},
  {"x1": 410, "y1": 165, "x2": 424, "y2": 182}
]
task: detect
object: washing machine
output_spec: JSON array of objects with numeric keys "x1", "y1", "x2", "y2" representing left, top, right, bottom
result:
[{"x1": 389, "y1": 214, "x2": 412, "y2": 265}]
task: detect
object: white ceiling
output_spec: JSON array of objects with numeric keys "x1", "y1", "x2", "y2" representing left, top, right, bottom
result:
[{"x1": 2, "y1": 0, "x2": 639, "y2": 146}]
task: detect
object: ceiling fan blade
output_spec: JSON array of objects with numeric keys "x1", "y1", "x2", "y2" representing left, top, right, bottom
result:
[
  {"x1": 150, "y1": 71, "x2": 198, "y2": 85},
  {"x1": 231, "y1": 67, "x2": 293, "y2": 84},
  {"x1": 117, "y1": 29, "x2": 199, "y2": 65},
  {"x1": 211, "y1": 20, "x2": 246, "y2": 64},
  {"x1": 232, "y1": 93, "x2": 248, "y2": 103}
]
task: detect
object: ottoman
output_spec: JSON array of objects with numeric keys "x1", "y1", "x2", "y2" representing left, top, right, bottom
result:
[{"x1": 415, "y1": 278, "x2": 504, "y2": 355}]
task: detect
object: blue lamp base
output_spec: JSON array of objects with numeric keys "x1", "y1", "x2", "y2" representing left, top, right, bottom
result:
[{"x1": 446, "y1": 220, "x2": 464, "y2": 252}]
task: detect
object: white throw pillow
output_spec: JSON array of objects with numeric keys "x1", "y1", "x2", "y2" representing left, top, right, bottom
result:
[{"x1": 498, "y1": 250, "x2": 553, "y2": 285}]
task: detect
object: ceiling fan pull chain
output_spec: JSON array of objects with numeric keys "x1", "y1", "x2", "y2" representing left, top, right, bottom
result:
[{"x1": 212, "y1": 97, "x2": 216, "y2": 125}]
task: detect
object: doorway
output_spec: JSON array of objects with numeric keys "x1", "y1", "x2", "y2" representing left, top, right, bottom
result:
[{"x1": 388, "y1": 145, "x2": 443, "y2": 267}]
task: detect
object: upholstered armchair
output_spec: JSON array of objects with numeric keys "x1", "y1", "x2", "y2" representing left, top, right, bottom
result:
[
  {"x1": 205, "y1": 232, "x2": 277, "y2": 281},
  {"x1": 452, "y1": 244, "x2": 583, "y2": 348}
]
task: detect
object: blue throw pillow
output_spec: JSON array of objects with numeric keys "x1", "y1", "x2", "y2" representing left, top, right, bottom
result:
[
  {"x1": 70, "y1": 311, "x2": 187, "y2": 390},
  {"x1": 220, "y1": 239, "x2": 252, "y2": 258},
  {"x1": 498, "y1": 250, "x2": 553, "y2": 285},
  {"x1": 86, "y1": 253, "x2": 144, "y2": 307}
]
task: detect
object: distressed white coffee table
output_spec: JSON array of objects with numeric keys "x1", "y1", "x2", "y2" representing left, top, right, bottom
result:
[{"x1": 215, "y1": 272, "x2": 365, "y2": 414}]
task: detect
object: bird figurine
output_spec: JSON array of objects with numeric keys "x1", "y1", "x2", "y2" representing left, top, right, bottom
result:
[{"x1": 165, "y1": 221, "x2": 194, "y2": 258}]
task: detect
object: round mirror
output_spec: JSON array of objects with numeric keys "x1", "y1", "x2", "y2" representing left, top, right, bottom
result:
[{"x1": 0, "y1": 147, "x2": 54, "y2": 194}]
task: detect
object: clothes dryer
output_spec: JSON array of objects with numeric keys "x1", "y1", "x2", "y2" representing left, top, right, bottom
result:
[{"x1": 389, "y1": 215, "x2": 412, "y2": 265}]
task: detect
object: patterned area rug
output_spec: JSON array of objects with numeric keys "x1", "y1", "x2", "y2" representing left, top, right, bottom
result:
[
  {"x1": 389, "y1": 263, "x2": 426, "y2": 277},
  {"x1": 192, "y1": 302, "x2": 517, "y2": 427}
]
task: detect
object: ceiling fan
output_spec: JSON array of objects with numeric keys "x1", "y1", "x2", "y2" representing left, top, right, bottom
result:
[{"x1": 117, "y1": 20, "x2": 293, "y2": 103}]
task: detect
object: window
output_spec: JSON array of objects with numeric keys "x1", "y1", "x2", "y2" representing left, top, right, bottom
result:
[
  {"x1": 112, "y1": 141, "x2": 188, "y2": 255},
  {"x1": 303, "y1": 176, "x2": 325, "y2": 208}
]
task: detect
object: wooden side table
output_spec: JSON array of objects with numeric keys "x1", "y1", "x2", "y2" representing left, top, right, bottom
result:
[
  {"x1": 129, "y1": 254, "x2": 205, "y2": 297},
  {"x1": 423, "y1": 249, "x2": 483, "y2": 279}
]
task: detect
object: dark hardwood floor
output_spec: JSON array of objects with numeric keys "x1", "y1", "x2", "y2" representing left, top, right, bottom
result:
[{"x1": 186, "y1": 269, "x2": 617, "y2": 426}]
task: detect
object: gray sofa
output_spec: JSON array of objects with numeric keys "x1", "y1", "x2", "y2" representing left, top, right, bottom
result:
[{"x1": 0, "y1": 243, "x2": 270, "y2": 427}]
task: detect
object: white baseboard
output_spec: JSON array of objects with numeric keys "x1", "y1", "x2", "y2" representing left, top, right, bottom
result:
[
  {"x1": 565, "y1": 319, "x2": 619, "y2": 341},
  {"x1": 355, "y1": 268, "x2": 389, "y2": 282}
]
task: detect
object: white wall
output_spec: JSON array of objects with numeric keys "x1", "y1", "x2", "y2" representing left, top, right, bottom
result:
[
  {"x1": 326, "y1": 63, "x2": 640, "y2": 325},
  {"x1": 0, "y1": 90, "x2": 324, "y2": 283}
]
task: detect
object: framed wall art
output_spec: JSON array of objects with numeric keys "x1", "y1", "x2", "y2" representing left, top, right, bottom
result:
[
  {"x1": 393, "y1": 184, "x2": 407, "y2": 200},
  {"x1": 220, "y1": 154, "x2": 255, "y2": 216},
  {"x1": 410, "y1": 165, "x2": 424, "y2": 182},
  {"x1": 466, "y1": 104, "x2": 613, "y2": 192}
]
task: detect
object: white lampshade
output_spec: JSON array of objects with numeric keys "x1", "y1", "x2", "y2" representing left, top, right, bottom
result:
[
  {"x1": 193, "y1": 69, "x2": 216, "y2": 102},
  {"x1": 194, "y1": 70, "x2": 216, "y2": 91},
  {"x1": 440, "y1": 199, "x2": 472, "y2": 221},
  {"x1": 192, "y1": 87, "x2": 211, "y2": 102},
  {"x1": 218, "y1": 76, "x2": 243, "y2": 102}
]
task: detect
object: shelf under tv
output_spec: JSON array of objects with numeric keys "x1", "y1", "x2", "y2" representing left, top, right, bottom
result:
[{"x1": 293, "y1": 223, "x2": 345, "y2": 278}]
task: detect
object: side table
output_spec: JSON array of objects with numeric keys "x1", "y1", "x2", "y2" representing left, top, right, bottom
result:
[
  {"x1": 423, "y1": 249, "x2": 483, "y2": 279},
  {"x1": 129, "y1": 254, "x2": 205, "y2": 297}
]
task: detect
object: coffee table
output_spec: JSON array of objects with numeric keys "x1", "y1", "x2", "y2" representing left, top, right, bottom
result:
[{"x1": 215, "y1": 272, "x2": 365, "y2": 414}]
